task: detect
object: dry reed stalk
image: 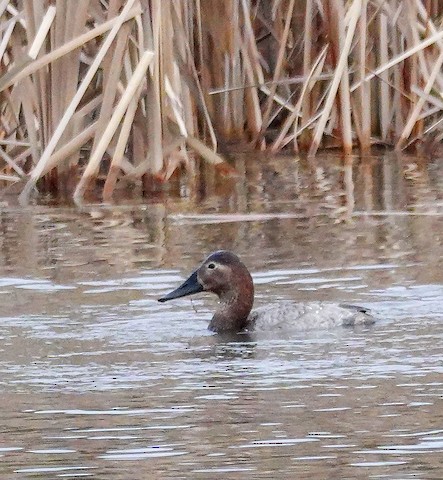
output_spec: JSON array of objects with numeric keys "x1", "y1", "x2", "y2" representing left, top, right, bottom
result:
[
  {"x1": 89, "y1": 19, "x2": 131, "y2": 163},
  {"x1": 102, "y1": 85, "x2": 141, "y2": 201},
  {"x1": 0, "y1": 19, "x2": 15, "y2": 61},
  {"x1": 229, "y1": 0, "x2": 245, "y2": 136},
  {"x1": 143, "y1": 0, "x2": 164, "y2": 177},
  {"x1": 332, "y1": 0, "x2": 353, "y2": 155},
  {"x1": 0, "y1": 7, "x2": 141, "y2": 92},
  {"x1": 299, "y1": 0, "x2": 314, "y2": 150},
  {"x1": 43, "y1": 123, "x2": 98, "y2": 177},
  {"x1": 397, "y1": 47, "x2": 443, "y2": 149},
  {"x1": 73, "y1": 49, "x2": 154, "y2": 203},
  {"x1": 185, "y1": 134, "x2": 236, "y2": 176},
  {"x1": 240, "y1": 42, "x2": 263, "y2": 137},
  {"x1": 0, "y1": 144, "x2": 25, "y2": 176},
  {"x1": 0, "y1": 173, "x2": 20, "y2": 182},
  {"x1": 259, "y1": 0, "x2": 297, "y2": 137},
  {"x1": 308, "y1": 0, "x2": 361, "y2": 156},
  {"x1": 357, "y1": 0, "x2": 371, "y2": 152},
  {"x1": 170, "y1": 1, "x2": 218, "y2": 149},
  {"x1": 378, "y1": 10, "x2": 391, "y2": 141},
  {"x1": 350, "y1": 27, "x2": 443, "y2": 92},
  {"x1": 415, "y1": 0, "x2": 443, "y2": 92},
  {"x1": 271, "y1": 46, "x2": 327, "y2": 151},
  {"x1": 18, "y1": 0, "x2": 141, "y2": 204}
]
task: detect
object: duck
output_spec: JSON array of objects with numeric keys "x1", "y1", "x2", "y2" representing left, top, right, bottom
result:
[{"x1": 158, "y1": 250, "x2": 375, "y2": 333}]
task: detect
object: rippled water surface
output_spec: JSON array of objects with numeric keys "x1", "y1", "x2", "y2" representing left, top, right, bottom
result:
[{"x1": 0, "y1": 154, "x2": 442, "y2": 479}]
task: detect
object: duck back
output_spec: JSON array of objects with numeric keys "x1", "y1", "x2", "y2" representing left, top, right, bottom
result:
[{"x1": 247, "y1": 301, "x2": 374, "y2": 332}]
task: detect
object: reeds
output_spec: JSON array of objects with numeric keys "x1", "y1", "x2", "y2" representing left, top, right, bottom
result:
[{"x1": 0, "y1": 0, "x2": 442, "y2": 202}]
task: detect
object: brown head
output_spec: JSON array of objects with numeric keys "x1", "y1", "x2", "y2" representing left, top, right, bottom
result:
[{"x1": 158, "y1": 251, "x2": 254, "y2": 333}]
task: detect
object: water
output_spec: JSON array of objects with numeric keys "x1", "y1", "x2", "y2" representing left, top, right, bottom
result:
[{"x1": 0, "y1": 153, "x2": 442, "y2": 479}]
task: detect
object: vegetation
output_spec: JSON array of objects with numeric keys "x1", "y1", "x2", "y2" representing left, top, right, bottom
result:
[{"x1": 0, "y1": 0, "x2": 442, "y2": 203}]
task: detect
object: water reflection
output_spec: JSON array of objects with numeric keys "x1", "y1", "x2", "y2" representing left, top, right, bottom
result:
[{"x1": 0, "y1": 152, "x2": 442, "y2": 478}]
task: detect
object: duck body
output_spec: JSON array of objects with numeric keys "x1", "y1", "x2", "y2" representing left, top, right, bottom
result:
[{"x1": 158, "y1": 250, "x2": 374, "y2": 333}]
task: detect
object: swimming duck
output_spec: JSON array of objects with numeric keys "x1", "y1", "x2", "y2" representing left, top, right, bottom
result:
[{"x1": 158, "y1": 250, "x2": 375, "y2": 333}]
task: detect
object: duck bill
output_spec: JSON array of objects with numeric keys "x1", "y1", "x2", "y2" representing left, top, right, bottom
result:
[{"x1": 158, "y1": 271, "x2": 203, "y2": 302}]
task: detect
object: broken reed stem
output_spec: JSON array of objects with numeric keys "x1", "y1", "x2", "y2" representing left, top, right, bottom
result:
[{"x1": 0, "y1": 0, "x2": 442, "y2": 202}]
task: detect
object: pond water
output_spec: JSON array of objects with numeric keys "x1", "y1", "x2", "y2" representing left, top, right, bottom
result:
[{"x1": 0, "y1": 153, "x2": 442, "y2": 479}]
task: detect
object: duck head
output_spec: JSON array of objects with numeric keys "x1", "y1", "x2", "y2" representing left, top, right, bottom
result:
[{"x1": 158, "y1": 250, "x2": 254, "y2": 332}]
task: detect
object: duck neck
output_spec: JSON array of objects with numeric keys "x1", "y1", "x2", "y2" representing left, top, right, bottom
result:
[{"x1": 208, "y1": 282, "x2": 254, "y2": 333}]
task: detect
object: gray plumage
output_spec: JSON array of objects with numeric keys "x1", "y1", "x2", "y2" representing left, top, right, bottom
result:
[{"x1": 248, "y1": 301, "x2": 374, "y2": 332}]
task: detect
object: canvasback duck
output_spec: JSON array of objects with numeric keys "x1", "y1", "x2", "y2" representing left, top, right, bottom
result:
[{"x1": 158, "y1": 250, "x2": 375, "y2": 333}]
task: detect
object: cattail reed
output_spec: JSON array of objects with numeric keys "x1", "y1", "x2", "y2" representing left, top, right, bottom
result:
[{"x1": 0, "y1": 0, "x2": 441, "y2": 202}]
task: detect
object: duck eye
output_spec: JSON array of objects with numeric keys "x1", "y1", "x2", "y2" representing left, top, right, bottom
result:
[{"x1": 207, "y1": 263, "x2": 216, "y2": 269}]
